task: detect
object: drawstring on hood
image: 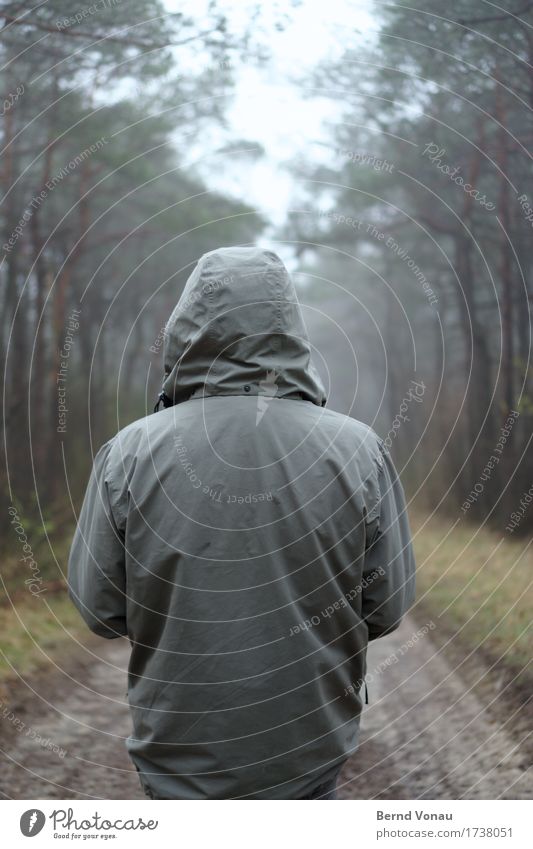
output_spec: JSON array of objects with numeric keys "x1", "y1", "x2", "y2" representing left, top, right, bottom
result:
[
  {"x1": 156, "y1": 246, "x2": 327, "y2": 409},
  {"x1": 153, "y1": 391, "x2": 173, "y2": 414}
]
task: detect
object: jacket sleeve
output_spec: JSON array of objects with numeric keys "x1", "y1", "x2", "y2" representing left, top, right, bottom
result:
[
  {"x1": 361, "y1": 443, "x2": 416, "y2": 641},
  {"x1": 67, "y1": 438, "x2": 128, "y2": 639}
]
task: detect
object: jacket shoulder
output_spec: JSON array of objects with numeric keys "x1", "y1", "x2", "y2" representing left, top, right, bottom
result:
[
  {"x1": 98, "y1": 413, "x2": 159, "y2": 473},
  {"x1": 320, "y1": 409, "x2": 384, "y2": 456},
  {"x1": 107, "y1": 410, "x2": 163, "y2": 446}
]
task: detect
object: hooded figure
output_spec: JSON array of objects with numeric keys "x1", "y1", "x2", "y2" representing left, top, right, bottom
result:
[{"x1": 68, "y1": 246, "x2": 415, "y2": 800}]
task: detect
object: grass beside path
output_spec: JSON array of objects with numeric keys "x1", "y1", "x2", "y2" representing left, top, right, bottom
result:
[
  {"x1": 411, "y1": 511, "x2": 532, "y2": 689},
  {"x1": 0, "y1": 593, "x2": 94, "y2": 699},
  {"x1": 1, "y1": 513, "x2": 531, "y2": 698}
]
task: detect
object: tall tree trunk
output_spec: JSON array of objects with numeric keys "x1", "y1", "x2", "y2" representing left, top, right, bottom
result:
[{"x1": 495, "y1": 69, "x2": 515, "y2": 421}]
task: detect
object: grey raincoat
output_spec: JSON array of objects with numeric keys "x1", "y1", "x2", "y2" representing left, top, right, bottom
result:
[{"x1": 68, "y1": 246, "x2": 416, "y2": 800}]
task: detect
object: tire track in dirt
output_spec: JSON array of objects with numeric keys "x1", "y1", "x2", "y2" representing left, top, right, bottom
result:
[{"x1": 0, "y1": 616, "x2": 530, "y2": 799}]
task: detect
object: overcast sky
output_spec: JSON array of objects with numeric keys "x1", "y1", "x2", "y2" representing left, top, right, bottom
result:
[{"x1": 164, "y1": 0, "x2": 377, "y2": 241}]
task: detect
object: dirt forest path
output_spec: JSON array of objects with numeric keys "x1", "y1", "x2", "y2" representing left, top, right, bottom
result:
[
  {"x1": 1, "y1": 615, "x2": 530, "y2": 800},
  {"x1": 2, "y1": 296, "x2": 530, "y2": 801}
]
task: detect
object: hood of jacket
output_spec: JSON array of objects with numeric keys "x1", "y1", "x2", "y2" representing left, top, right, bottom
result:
[{"x1": 161, "y1": 246, "x2": 327, "y2": 407}]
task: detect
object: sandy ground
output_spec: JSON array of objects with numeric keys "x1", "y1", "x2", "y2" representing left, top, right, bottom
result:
[{"x1": 0, "y1": 615, "x2": 530, "y2": 800}]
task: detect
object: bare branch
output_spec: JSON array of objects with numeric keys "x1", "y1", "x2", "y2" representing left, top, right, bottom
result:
[{"x1": 0, "y1": 13, "x2": 217, "y2": 51}]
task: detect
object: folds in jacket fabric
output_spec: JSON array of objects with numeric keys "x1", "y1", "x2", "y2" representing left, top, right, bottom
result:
[{"x1": 68, "y1": 246, "x2": 416, "y2": 799}]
